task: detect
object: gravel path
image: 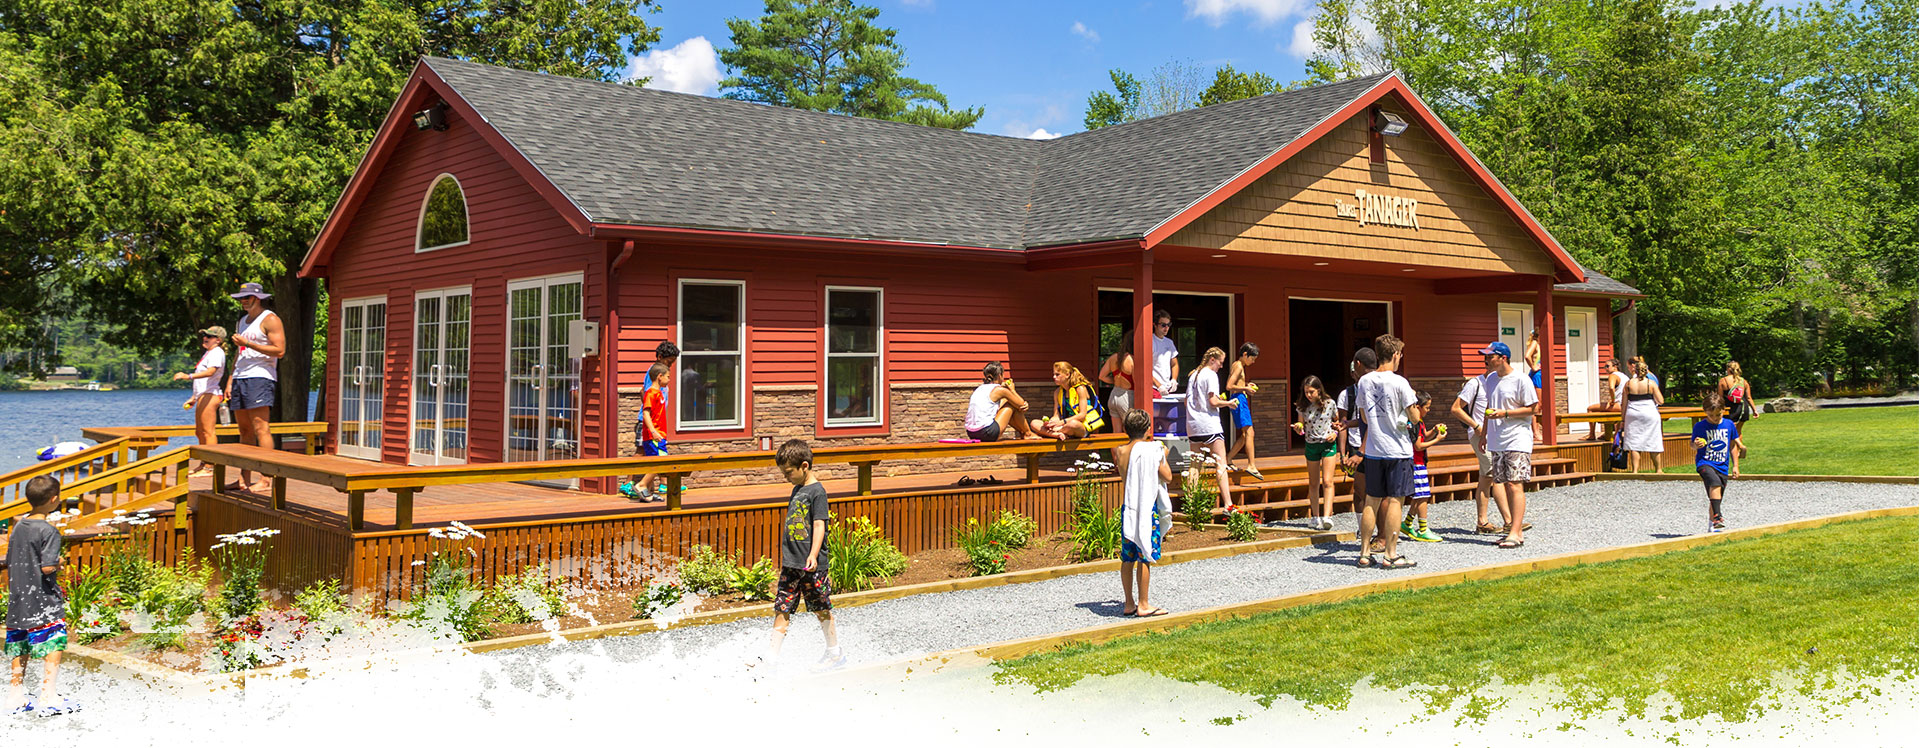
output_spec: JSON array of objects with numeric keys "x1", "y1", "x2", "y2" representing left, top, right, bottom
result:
[{"x1": 494, "y1": 478, "x2": 1917, "y2": 671}]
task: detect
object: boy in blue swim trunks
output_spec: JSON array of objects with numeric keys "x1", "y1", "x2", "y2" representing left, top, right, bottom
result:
[
  {"x1": 1116, "y1": 410, "x2": 1173, "y2": 617},
  {"x1": 1223, "y1": 343, "x2": 1265, "y2": 480},
  {"x1": 1693, "y1": 392, "x2": 1746, "y2": 533},
  {"x1": 3, "y1": 476, "x2": 76, "y2": 715}
]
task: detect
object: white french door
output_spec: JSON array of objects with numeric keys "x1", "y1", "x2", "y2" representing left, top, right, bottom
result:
[
  {"x1": 410, "y1": 288, "x2": 472, "y2": 465},
  {"x1": 505, "y1": 274, "x2": 584, "y2": 477},
  {"x1": 337, "y1": 298, "x2": 387, "y2": 461}
]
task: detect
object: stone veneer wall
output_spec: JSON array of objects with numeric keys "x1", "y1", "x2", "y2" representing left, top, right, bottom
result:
[{"x1": 617, "y1": 383, "x2": 1041, "y2": 487}]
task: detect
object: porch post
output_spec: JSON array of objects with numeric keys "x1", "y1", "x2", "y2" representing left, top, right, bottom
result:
[
  {"x1": 1536, "y1": 282, "x2": 1558, "y2": 446},
  {"x1": 1133, "y1": 248, "x2": 1155, "y2": 413}
]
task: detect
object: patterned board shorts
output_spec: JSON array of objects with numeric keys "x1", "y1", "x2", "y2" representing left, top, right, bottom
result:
[
  {"x1": 1121, "y1": 508, "x2": 1165, "y2": 564},
  {"x1": 1486, "y1": 451, "x2": 1534, "y2": 484},
  {"x1": 4, "y1": 621, "x2": 68, "y2": 659},
  {"x1": 773, "y1": 566, "x2": 834, "y2": 614}
]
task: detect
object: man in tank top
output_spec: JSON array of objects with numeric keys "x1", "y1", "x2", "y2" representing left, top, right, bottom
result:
[{"x1": 227, "y1": 282, "x2": 287, "y2": 493}]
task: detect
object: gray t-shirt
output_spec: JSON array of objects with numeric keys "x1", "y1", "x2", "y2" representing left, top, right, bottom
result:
[
  {"x1": 4, "y1": 518, "x2": 65, "y2": 630},
  {"x1": 780, "y1": 482, "x2": 831, "y2": 570}
]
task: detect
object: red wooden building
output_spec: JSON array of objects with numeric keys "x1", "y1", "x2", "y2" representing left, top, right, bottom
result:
[{"x1": 299, "y1": 58, "x2": 1641, "y2": 487}]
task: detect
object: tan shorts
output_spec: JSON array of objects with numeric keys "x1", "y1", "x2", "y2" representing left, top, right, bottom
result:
[{"x1": 1486, "y1": 451, "x2": 1533, "y2": 484}]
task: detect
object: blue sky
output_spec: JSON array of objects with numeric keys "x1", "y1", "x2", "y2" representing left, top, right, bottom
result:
[{"x1": 628, "y1": 0, "x2": 1324, "y2": 139}]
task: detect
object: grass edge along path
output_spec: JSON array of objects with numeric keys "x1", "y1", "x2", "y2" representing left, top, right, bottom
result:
[
  {"x1": 1661, "y1": 405, "x2": 1917, "y2": 476},
  {"x1": 993, "y1": 514, "x2": 1919, "y2": 725}
]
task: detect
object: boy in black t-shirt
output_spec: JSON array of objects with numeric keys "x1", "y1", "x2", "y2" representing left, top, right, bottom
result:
[
  {"x1": 3, "y1": 476, "x2": 76, "y2": 715},
  {"x1": 760, "y1": 439, "x2": 843, "y2": 672}
]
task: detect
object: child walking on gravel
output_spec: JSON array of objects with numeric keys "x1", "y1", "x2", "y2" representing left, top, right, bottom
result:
[
  {"x1": 4, "y1": 476, "x2": 76, "y2": 715},
  {"x1": 1116, "y1": 410, "x2": 1173, "y2": 617},
  {"x1": 1693, "y1": 392, "x2": 1746, "y2": 533},
  {"x1": 759, "y1": 439, "x2": 843, "y2": 672}
]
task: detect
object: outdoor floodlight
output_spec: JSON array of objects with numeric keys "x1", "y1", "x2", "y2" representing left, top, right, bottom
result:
[
  {"x1": 1374, "y1": 109, "x2": 1409, "y2": 136},
  {"x1": 414, "y1": 101, "x2": 449, "y2": 131}
]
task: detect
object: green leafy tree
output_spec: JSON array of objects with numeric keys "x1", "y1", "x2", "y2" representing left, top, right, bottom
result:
[
  {"x1": 1084, "y1": 69, "x2": 1142, "y2": 130},
  {"x1": 1198, "y1": 64, "x2": 1290, "y2": 106},
  {"x1": 719, "y1": 0, "x2": 981, "y2": 129},
  {"x1": 0, "y1": 0, "x2": 663, "y2": 416}
]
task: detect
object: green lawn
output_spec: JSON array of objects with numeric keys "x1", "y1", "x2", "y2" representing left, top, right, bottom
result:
[
  {"x1": 995, "y1": 516, "x2": 1918, "y2": 723},
  {"x1": 1661, "y1": 405, "x2": 1917, "y2": 476}
]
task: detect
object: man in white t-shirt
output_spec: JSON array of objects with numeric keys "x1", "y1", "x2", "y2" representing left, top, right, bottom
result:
[
  {"x1": 1451, "y1": 358, "x2": 1508, "y2": 534},
  {"x1": 1477, "y1": 341, "x2": 1538, "y2": 549},
  {"x1": 1150, "y1": 310, "x2": 1180, "y2": 397},
  {"x1": 1356, "y1": 335, "x2": 1419, "y2": 569}
]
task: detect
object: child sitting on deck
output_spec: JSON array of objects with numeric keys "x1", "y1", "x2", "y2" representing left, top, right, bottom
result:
[
  {"x1": 1693, "y1": 392, "x2": 1746, "y2": 533},
  {"x1": 1116, "y1": 410, "x2": 1173, "y2": 618},
  {"x1": 757, "y1": 439, "x2": 843, "y2": 672},
  {"x1": 1402, "y1": 392, "x2": 1445, "y2": 543},
  {"x1": 620, "y1": 363, "x2": 670, "y2": 502},
  {"x1": 3, "y1": 476, "x2": 76, "y2": 715}
]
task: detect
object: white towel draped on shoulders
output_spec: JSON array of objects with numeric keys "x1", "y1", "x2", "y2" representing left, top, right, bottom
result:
[{"x1": 1123, "y1": 440, "x2": 1173, "y2": 553}]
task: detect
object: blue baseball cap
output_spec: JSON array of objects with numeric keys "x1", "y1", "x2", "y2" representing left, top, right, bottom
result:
[{"x1": 1479, "y1": 341, "x2": 1512, "y2": 358}]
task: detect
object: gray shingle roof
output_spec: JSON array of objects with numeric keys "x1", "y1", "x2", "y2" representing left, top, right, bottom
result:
[
  {"x1": 423, "y1": 57, "x2": 1391, "y2": 250},
  {"x1": 1555, "y1": 263, "x2": 1642, "y2": 296}
]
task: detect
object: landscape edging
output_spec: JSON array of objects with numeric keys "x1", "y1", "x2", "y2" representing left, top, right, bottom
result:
[{"x1": 1593, "y1": 473, "x2": 1918, "y2": 484}]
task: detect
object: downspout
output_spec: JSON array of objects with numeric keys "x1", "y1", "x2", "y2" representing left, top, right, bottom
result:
[{"x1": 601, "y1": 239, "x2": 635, "y2": 477}]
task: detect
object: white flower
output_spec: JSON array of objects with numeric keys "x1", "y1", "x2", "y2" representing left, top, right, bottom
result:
[
  {"x1": 113, "y1": 510, "x2": 127, "y2": 515},
  {"x1": 210, "y1": 543, "x2": 226, "y2": 551},
  {"x1": 467, "y1": 528, "x2": 485, "y2": 539},
  {"x1": 411, "y1": 560, "x2": 426, "y2": 567},
  {"x1": 427, "y1": 528, "x2": 446, "y2": 539}
]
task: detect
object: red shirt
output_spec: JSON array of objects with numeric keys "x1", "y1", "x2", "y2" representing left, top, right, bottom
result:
[
  {"x1": 1412, "y1": 422, "x2": 1437, "y2": 468},
  {"x1": 641, "y1": 387, "x2": 667, "y2": 440}
]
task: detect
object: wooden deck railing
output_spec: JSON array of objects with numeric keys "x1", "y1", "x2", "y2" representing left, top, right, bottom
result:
[
  {"x1": 193, "y1": 434, "x2": 1129, "y2": 531},
  {"x1": 0, "y1": 437, "x2": 135, "y2": 507},
  {"x1": 82, "y1": 421, "x2": 331, "y2": 458}
]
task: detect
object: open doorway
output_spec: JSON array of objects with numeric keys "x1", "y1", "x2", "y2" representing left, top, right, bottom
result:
[
  {"x1": 1097, "y1": 290, "x2": 1235, "y2": 393},
  {"x1": 1289, "y1": 299, "x2": 1391, "y2": 401}
]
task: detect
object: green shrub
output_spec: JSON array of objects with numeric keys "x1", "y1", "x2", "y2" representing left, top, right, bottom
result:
[
  {"x1": 398, "y1": 554, "x2": 492, "y2": 642},
  {"x1": 210, "y1": 527, "x2": 279, "y2": 623},
  {"x1": 956, "y1": 517, "x2": 1012, "y2": 576},
  {"x1": 1223, "y1": 505, "x2": 1259, "y2": 542},
  {"x1": 488, "y1": 563, "x2": 570, "y2": 624},
  {"x1": 679, "y1": 545, "x2": 737, "y2": 596},
  {"x1": 632, "y1": 581, "x2": 684, "y2": 620},
  {"x1": 65, "y1": 563, "x2": 120, "y2": 643},
  {"x1": 986, "y1": 510, "x2": 1037, "y2": 549},
  {"x1": 293, "y1": 578, "x2": 351, "y2": 636},
  {"x1": 1179, "y1": 461, "x2": 1219, "y2": 532},
  {"x1": 133, "y1": 549, "x2": 213, "y2": 651},
  {"x1": 827, "y1": 515, "x2": 908, "y2": 592},
  {"x1": 1069, "y1": 506, "x2": 1124, "y2": 562},
  {"x1": 728, "y1": 558, "x2": 777, "y2": 601}
]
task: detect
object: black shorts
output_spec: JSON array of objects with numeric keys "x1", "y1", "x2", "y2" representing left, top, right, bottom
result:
[
  {"x1": 1698, "y1": 465, "x2": 1730, "y2": 489},
  {"x1": 231, "y1": 377, "x2": 276, "y2": 411},
  {"x1": 773, "y1": 566, "x2": 833, "y2": 614},
  {"x1": 1364, "y1": 457, "x2": 1416, "y2": 498},
  {"x1": 966, "y1": 422, "x2": 1001, "y2": 441}
]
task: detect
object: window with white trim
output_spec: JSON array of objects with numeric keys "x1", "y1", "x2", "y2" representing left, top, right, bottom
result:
[
  {"x1": 677, "y1": 280, "x2": 744, "y2": 428},
  {"x1": 416, "y1": 174, "x2": 470, "y2": 252},
  {"x1": 825, "y1": 287, "x2": 882, "y2": 426}
]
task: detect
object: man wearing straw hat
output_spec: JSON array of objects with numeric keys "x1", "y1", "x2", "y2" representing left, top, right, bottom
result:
[{"x1": 226, "y1": 282, "x2": 286, "y2": 493}]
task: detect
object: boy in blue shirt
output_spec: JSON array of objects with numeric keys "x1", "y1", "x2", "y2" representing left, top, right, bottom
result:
[{"x1": 1693, "y1": 392, "x2": 1747, "y2": 533}]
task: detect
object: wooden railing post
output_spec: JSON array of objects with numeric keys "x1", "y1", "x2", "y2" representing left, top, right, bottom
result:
[
  {"x1": 394, "y1": 487, "x2": 415, "y2": 530},
  {"x1": 1025, "y1": 453, "x2": 1040, "y2": 484},
  {"x1": 856, "y1": 462, "x2": 875, "y2": 496},
  {"x1": 346, "y1": 490, "x2": 366, "y2": 531},
  {"x1": 666, "y1": 474, "x2": 682, "y2": 510},
  {"x1": 271, "y1": 477, "x2": 287, "y2": 511},
  {"x1": 212, "y1": 464, "x2": 226, "y2": 496}
]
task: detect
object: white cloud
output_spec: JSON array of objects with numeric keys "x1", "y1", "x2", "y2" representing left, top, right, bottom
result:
[
  {"x1": 625, "y1": 37, "x2": 721, "y2": 96},
  {"x1": 1026, "y1": 128, "x2": 1061, "y2": 140},
  {"x1": 1287, "y1": 18, "x2": 1318, "y2": 58},
  {"x1": 1070, "y1": 21, "x2": 1100, "y2": 43},
  {"x1": 1185, "y1": 0, "x2": 1305, "y2": 27}
]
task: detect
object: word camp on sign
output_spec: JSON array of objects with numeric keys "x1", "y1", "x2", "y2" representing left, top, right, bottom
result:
[{"x1": 1334, "y1": 189, "x2": 1421, "y2": 229}]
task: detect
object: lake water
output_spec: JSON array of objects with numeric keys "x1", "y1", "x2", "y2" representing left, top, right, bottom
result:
[{"x1": 0, "y1": 389, "x2": 320, "y2": 473}]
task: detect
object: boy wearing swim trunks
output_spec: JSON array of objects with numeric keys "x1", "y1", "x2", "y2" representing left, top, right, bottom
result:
[
  {"x1": 3, "y1": 476, "x2": 76, "y2": 715},
  {"x1": 761, "y1": 439, "x2": 843, "y2": 672},
  {"x1": 1223, "y1": 343, "x2": 1264, "y2": 480},
  {"x1": 1693, "y1": 392, "x2": 1745, "y2": 533}
]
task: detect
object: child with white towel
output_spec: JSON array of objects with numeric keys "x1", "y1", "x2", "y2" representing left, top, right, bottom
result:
[{"x1": 1116, "y1": 409, "x2": 1174, "y2": 617}]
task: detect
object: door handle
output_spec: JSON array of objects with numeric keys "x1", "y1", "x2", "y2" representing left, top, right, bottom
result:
[
  {"x1": 431, "y1": 364, "x2": 443, "y2": 388},
  {"x1": 354, "y1": 365, "x2": 365, "y2": 387},
  {"x1": 532, "y1": 364, "x2": 544, "y2": 390}
]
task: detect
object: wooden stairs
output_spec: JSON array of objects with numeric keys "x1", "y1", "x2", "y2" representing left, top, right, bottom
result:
[{"x1": 1194, "y1": 448, "x2": 1594, "y2": 520}]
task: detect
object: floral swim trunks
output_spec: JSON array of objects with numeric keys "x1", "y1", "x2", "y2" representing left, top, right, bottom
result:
[
  {"x1": 1120, "y1": 508, "x2": 1164, "y2": 564},
  {"x1": 773, "y1": 566, "x2": 834, "y2": 614},
  {"x1": 4, "y1": 621, "x2": 68, "y2": 659}
]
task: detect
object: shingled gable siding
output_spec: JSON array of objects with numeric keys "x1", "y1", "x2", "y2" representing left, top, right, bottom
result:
[
  {"x1": 1164, "y1": 102, "x2": 1557, "y2": 277},
  {"x1": 322, "y1": 105, "x2": 609, "y2": 467}
]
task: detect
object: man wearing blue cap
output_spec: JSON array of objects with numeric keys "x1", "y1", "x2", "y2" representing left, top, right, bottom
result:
[{"x1": 1476, "y1": 341, "x2": 1536, "y2": 548}]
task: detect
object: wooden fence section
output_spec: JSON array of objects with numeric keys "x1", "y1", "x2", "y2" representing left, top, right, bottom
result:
[
  {"x1": 342, "y1": 477, "x2": 1122, "y2": 603},
  {"x1": 193, "y1": 494, "x2": 355, "y2": 597},
  {"x1": 0, "y1": 515, "x2": 194, "y2": 589}
]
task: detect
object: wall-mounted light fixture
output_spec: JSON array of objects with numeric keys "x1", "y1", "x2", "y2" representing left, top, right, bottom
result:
[
  {"x1": 1372, "y1": 108, "x2": 1409, "y2": 136},
  {"x1": 413, "y1": 101, "x2": 450, "y2": 131}
]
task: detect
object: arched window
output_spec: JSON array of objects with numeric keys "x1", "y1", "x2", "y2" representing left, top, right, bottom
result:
[{"x1": 416, "y1": 174, "x2": 470, "y2": 252}]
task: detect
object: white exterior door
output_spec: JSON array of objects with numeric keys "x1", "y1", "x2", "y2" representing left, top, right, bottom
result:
[
  {"x1": 505, "y1": 274, "x2": 584, "y2": 478},
  {"x1": 410, "y1": 288, "x2": 472, "y2": 465},
  {"x1": 1497, "y1": 303, "x2": 1533, "y2": 368},
  {"x1": 337, "y1": 298, "x2": 387, "y2": 460},
  {"x1": 1565, "y1": 307, "x2": 1598, "y2": 436}
]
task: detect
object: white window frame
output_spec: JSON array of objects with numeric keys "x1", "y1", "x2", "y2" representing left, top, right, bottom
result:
[
  {"x1": 676, "y1": 278, "x2": 746, "y2": 430},
  {"x1": 336, "y1": 295, "x2": 388, "y2": 461},
  {"x1": 415, "y1": 173, "x2": 472, "y2": 253},
  {"x1": 823, "y1": 285, "x2": 884, "y2": 427},
  {"x1": 409, "y1": 285, "x2": 473, "y2": 466}
]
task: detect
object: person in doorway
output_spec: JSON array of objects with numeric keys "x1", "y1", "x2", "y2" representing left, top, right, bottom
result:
[
  {"x1": 1115, "y1": 409, "x2": 1173, "y2": 617},
  {"x1": 1693, "y1": 391, "x2": 1746, "y2": 533},
  {"x1": 1336, "y1": 347, "x2": 1380, "y2": 552},
  {"x1": 1452, "y1": 357, "x2": 1510, "y2": 535},
  {"x1": 3, "y1": 476, "x2": 75, "y2": 715},
  {"x1": 963, "y1": 362, "x2": 1039, "y2": 441},
  {"x1": 1403, "y1": 392, "x2": 1445, "y2": 543},
  {"x1": 620, "y1": 363, "x2": 670, "y2": 502},
  {"x1": 1717, "y1": 361, "x2": 1756, "y2": 432},
  {"x1": 1356, "y1": 335, "x2": 1419, "y2": 569},
  {"x1": 174, "y1": 326, "x2": 228, "y2": 478},
  {"x1": 1293, "y1": 375, "x2": 1338, "y2": 532},
  {"x1": 1524, "y1": 329, "x2": 1545, "y2": 443},
  {"x1": 1478, "y1": 341, "x2": 1538, "y2": 549},
  {"x1": 755, "y1": 439, "x2": 842, "y2": 673},
  {"x1": 226, "y1": 282, "x2": 286, "y2": 494},
  {"x1": 1150, "y1": 310, "x2": 1180, "y2": 397},
  {"x1": 1098, "y1": 337, "x2": 1137, "y2": 434},
  {"x1": 1222, "y1": 343, "x2": 1265, "y2": 480},
  {"x1": 1620, "y1": 356, "x2": 1665, "y2": 473},
  {"x1": 1185, "y1": 347, "x2": 1236, "y2": 509},
  {"x1": 1032, "y1": 362, "x2": 1107, "y2": 439}
]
